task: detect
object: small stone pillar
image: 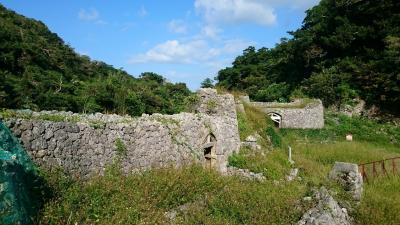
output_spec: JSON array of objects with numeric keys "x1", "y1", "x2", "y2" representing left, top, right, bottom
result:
[{"x1": 329, "y1": 162, "x2": 363, "y2": 201}]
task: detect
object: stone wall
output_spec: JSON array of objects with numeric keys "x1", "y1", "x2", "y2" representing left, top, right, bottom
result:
[
  {"x1": 2, "y1": 89, "x2": 240, "y2": 178},
  {"x1": 240, "y1": 97, "x2": 324, "y2": 129}
]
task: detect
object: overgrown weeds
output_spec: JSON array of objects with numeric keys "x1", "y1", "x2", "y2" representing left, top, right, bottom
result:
[
  {"x1": 354, "y1": 176, "x2": 400, "y2": 225},
  {"x1": 37, "y1": 165, "x2": 308, "y2": 225}
]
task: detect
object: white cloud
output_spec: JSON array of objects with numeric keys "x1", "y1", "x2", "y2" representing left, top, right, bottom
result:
[
  {"x1": 201, "y1": 25, "x2": 222, "y2": 39},
  {"x1": 222, "y1": 39, "x2": 253, "y2": 54},
  {"x1": 77, "y1": 50, "x2": 90, "y2": 56},
  {"x1": 194, "y1": 0, "x2": 320, "y2": 27},
  {"x1": 168, "y1": 20, "x2": 188, "y2": 34},
  {"x1": 95, "y1": 20, "x2": 108, "y2": 25},
  {"x1": 269, "y1": 0, "x2": 320, "y2": 10},
  {"x1": 78, "y1": 8, "x2": 108, "y2": 25},
  {"x1": 121, "y1": 22, "x2": 136, "y2": 31},
  {"x1": 195, "y1": 0, "x2": 277, "y2": 26},
  {"x1": 78, "y1": 8, "x2": 99, "y2": 21},
  {"x1": 128, "y1": 38, "x2": 252, "y2": 65},
  {"x1": 138, "y1": 5, "x2": 148, "y2": 17},
  {"x1": 129, "y1": 40, "x2": 219, "y2": 64}
]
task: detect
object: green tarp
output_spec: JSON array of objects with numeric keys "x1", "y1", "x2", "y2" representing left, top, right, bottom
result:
[{"x1": 0, "y1": 120, "x2": 44, "y2": 225}]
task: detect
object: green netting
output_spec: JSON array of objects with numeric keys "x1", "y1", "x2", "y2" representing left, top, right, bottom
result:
[{"x1": 0, "y1": 120, "x2": 44, "y2": 225}]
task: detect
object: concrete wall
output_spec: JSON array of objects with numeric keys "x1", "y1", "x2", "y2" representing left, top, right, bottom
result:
[
  {"x1": 241, "y1": 97, "x2": 324, "y2": 129},
  {"x1": 3, "y1": 89, "x2": 240, "y2": 178}
]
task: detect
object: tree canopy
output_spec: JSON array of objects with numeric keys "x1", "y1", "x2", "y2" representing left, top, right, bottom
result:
[
  {"x1": 216, "y1": 0, "x2": 400, "y2": 114},
  {"x1": 200, "y1": 78, "x2": 214, "y2": 88},
  {"x1": 0, "y1": 4, "x2": 191, "y2": 116}
]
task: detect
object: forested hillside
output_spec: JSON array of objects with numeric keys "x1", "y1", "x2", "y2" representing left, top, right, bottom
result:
[
  {"x1": 216, "y1": 0, "x2": 400, "y2": 114},
  {"x1": 0, "y1": 4, "x2": 191, "y2": 116}
]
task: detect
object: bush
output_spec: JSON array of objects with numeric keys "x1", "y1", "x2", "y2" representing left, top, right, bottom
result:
[
  {"x1": 183, "y1": 94, "x2": 200, "y2": 112},
  {"x1": 228, "y1": 152, "x2": 248, "y2": 168},
  {"x1": 115, "y1": 138, "x2": 127, "y2": 157}
]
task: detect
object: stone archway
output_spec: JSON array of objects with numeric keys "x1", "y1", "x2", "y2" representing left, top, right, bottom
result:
[
  {"x1": 203, "y1": 133, "x2": 217, "y2": 170},
  {"x1": 268, "y1": 112, "x2": 282, "y2": 128}
]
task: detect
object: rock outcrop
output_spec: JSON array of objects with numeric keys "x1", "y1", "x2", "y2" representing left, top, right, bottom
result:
[
  {"x1": 299, "y1": 187, "x2": 352, "y2": 225},
  {"x1": 226, "y1": 166, "x2": 266, "y2": 181},
  {"x1": 241, "y1": 134, "x2": 262, "y2": 150}
]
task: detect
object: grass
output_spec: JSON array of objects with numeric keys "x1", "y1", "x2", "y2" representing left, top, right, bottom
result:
[
  {"x1": 233, "y1": 103, "x2": 400, "y2": 224},
  {"x1": 228, "y1": 147, "x2": 291, "y2": 180},
  {"x1": 28, "y1": 103, "x2": 400, "y2": 225},
  {"x1": 0, "y1": 109, "x2": 81, "y2": 123},
  {"x1": 354, "y1": 176, "x2": 400, "y2": 225},
  {"x1": 259, "y1": 98, "x2": 319, "y2": 109},
  {"x1": 280, "y1": 112, "x2": 400, "y2": 146},
  {"x1": 37, "y1": 165, "x2": 309, "y2": 225},
  {"x1": 237, "y1": 102, "x2": 276, "y2": 146},
  {"x1": 236, "y1": 112, "x2": 252, "y2": 141}
]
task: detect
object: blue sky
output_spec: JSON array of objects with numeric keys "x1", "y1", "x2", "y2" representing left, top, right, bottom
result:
[{"x1": 0, "y1": 0, "x2": 320, "y2": 90}]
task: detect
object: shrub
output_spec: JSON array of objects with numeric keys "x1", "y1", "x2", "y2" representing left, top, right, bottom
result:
[
  {"x1": 183, "y1": 94, "x2": 200, "y2": 112},
  {"x1": 228, "y1": 152, "x2": 248, "y2": 168},
  {"x1": 115, "y1": 138, "x2": 127, "y2": 157}
]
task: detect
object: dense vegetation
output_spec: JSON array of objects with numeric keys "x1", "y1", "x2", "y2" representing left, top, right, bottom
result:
[
  {"x1": 0, "y1": 4, "x2": 191, "y2": 116},
  {"x1": 216, "y1": 0, "x2": 400, "y2": 114}
]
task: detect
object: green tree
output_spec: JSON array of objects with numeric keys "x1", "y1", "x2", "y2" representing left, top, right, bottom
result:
[
  {"x1": 216, "y1": 0, "x2": 400, "y2": 114},
  {"x1": 200, "y1": 78, "x2": 214, "y2": 88},
  {"x1": 0, "y1": 4, "x2": 192, "y2": 115},
  {"x1": 254, "y1": 83, "x2": 290, "y2": 102}
]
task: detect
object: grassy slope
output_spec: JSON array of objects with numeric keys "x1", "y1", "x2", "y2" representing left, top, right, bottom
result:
[
  {"x1": 36, "y1": 103, "x2": 400, "y2": 225},
  {"x1": 38, "y1": 166, "x2": 308, "y2": 225}
]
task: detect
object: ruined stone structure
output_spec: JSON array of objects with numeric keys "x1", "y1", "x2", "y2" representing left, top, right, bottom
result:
[
  {"x1": 329, "y1": 162, "x2": 363, "y2": 201},
  {"x1": 2, "y1": 89, "x2": 240, "y2": 178},
  {"x1": 240, "y1": 96, "x2": 324, "y2": 129}
]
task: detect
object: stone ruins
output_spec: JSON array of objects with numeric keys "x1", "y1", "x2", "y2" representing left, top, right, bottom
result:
[
  {"x1": 239, "y1": 96, "x2": 324, "y2": 129},
  {"x1": 3, "y1": 89, "x2": 240, "y2": 178}
]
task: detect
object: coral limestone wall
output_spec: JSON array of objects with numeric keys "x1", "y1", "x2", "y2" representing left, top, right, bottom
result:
[
  {"x1": 241, "y1": 97, "x2": 324, "y2": 129},
  {"x1": 3, "y1": 89, "x2": 240, "y2": 178}
]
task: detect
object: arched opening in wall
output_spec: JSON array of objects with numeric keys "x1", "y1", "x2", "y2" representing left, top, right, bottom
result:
[
  {"x1": 268, "y1": 112, "x2": 282, "y2": 128},
  {"x1": 203, "y1": 133, "x2": 217, "y2": 170}
]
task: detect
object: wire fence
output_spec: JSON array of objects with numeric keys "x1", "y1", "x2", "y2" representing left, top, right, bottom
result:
[{"x1": 359, "y1": 157, "x2": 400, "y2": 182}]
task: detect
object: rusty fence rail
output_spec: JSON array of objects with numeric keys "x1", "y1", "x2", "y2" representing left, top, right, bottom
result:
[{"x1": 358, "y1": 157, "x2": 400, "y2": 182}]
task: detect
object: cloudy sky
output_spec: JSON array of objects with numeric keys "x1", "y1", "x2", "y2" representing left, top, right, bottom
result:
[{"x1": 0, "y1": 0, "x2": 320, "y2": 90}]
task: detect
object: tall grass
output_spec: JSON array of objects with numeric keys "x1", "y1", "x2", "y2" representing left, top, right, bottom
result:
[
  {"x1": 37, "y1": 165, "x2": 309, "y2": 225},
  {"x1": 354, "y1": 176, "x2": 400, "y2": 225},
  {"x1": 228, "y1": 147, "x2": 291, "y2": 180}
]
